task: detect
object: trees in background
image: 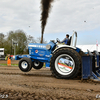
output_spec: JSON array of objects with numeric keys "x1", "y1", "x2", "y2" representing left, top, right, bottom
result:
[
  {"x1": 7, "y1": 30, "x2": 28, "y2": 55},
  {"x1": 0, "y1": 29, "x2": 47, "y2": 55}
]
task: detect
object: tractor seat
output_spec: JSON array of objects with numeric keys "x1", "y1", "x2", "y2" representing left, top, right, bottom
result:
[{"x1": 67, "y1": 36, "x2": 72, "y2": 45}]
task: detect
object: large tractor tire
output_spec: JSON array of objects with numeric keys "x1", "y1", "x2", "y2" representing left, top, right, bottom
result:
[
  {"x1": 19, "y1": 57, "x2": 32, "y2": 72},
  {"x1": 32, "y1": 61, "x2": 43, "y2": 69},
  {"x1": 50, "y1": 48, "x2": 81, "y2": 79}
]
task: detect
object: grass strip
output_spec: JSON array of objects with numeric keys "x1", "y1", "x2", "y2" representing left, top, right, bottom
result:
[{"x1": 0, "y1": 63, "x2": 18, "y2": 66}]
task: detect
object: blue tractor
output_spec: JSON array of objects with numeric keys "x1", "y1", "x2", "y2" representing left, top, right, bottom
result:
[{"x1": 15, "y1": 31, "x2": 83, "y2": 79}]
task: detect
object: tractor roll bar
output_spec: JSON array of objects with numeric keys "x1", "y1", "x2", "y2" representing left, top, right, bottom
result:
[{"x1": 70, "y1": 31, "x2": 77, "y2": 47}]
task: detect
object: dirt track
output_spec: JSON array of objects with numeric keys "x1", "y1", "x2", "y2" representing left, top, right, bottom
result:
[{"x1": 0, "y1": 60, "x2": 100, "y2": 100}]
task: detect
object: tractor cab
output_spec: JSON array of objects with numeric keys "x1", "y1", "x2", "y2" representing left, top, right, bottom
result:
[
  {"x1": 56, "y1": 31, "x2": 77, "y2": 47},
  {"x1": 54, "y1": 31, "x2": 80, "y2": 53}
]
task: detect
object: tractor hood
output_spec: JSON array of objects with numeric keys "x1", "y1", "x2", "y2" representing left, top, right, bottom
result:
[
  {"x1": 28, "y1": 41, "x2": 56, "y2": 51},
  {"x1": 28, "y1": 41, "x2": 56, "y2": 58}
]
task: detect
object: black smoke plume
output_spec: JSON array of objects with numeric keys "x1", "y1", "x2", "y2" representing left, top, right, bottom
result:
[{"x1": 40, "y1": 0, "x2": 54, "y2": 43}]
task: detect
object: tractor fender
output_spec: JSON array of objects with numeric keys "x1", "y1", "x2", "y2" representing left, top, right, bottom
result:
[{"x1": 53, "y1": 45, "x2": 76, "y2": 53}]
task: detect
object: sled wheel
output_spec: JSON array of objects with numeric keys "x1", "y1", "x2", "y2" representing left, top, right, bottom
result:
[
  {"x1": 19, "y1": 57, "x2": 32, "y2": 72},
  {"x1": 32, "y1": 61, "x2": 43, "y2": 69},
  {"x1": 50, "y1": 48, "x2": 81, "y2": 79}
]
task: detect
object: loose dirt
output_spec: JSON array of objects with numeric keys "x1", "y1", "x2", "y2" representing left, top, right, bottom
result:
[{"x1": 0, "y1": 60, "x2": 100, "y2": 100}]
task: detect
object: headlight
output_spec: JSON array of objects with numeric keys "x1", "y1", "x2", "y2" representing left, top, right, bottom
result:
[{"x1": 46, "y1": 45, "x2": 51, "y2": 50}]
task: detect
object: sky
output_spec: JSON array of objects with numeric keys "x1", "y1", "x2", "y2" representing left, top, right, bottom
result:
[{"x1": 0, "y1": 0, "x2": 100, "y2": 45}]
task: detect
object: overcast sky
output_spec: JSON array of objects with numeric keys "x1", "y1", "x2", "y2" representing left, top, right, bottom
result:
[{"x1": 0, "y1": 0, "x2": 100, "y2": 45}]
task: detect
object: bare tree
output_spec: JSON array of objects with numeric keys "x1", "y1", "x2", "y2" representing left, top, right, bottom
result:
[{"x1": 37, "y1": 37, "x2": 47, "y2": 43}]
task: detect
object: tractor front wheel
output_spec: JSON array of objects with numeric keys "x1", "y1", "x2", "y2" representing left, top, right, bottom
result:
[
  {"x1": 32, "y1": 61, "x2": 43, "y2": 69},
  {"x1": 19, "y1": 57, "x2": 32, "y2": 72}
]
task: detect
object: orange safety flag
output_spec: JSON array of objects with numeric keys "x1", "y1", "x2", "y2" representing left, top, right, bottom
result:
[{"x1": 7, "y1": 57, "x2": 11, "y2": 66}]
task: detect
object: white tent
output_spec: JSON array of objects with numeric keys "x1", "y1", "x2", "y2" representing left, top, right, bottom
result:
[{"x1": 77, "y1": 44, "x2": 100, "y2": 52}]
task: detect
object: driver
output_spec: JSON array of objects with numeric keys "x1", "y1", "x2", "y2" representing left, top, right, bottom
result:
[{"x1": 59, "y1": 34, "x2": 69, "y2": 45}]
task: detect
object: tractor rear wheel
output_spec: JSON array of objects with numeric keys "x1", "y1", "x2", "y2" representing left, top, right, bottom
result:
[
  {"x1": 32, "y1": 61, "x2": 43, "y2": 69},
  {"x1": 19, "y1": 57, "x2": 32, "y2": 72},
  {"x1": 50, "y1": 48, "x2": 81, "y2": 79}
]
